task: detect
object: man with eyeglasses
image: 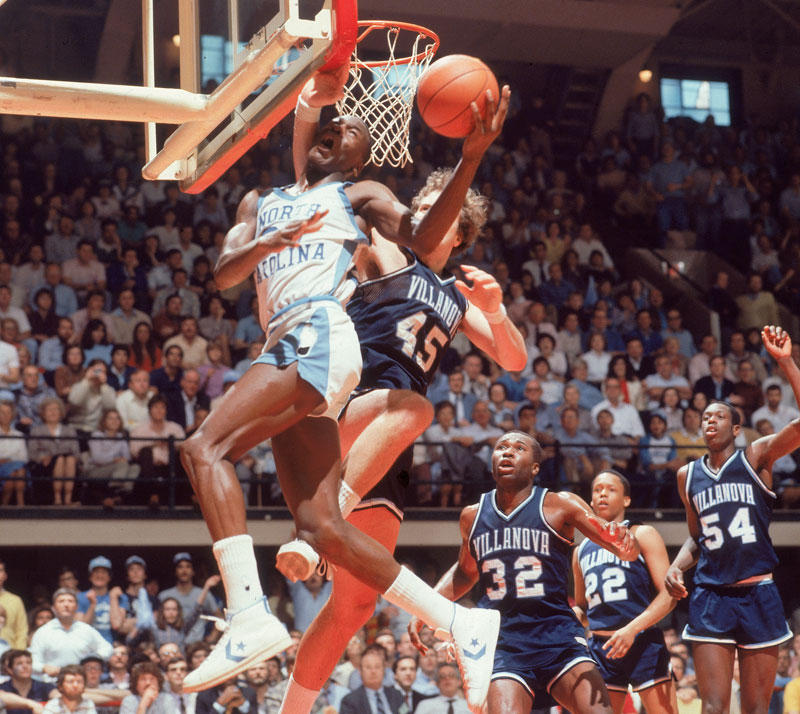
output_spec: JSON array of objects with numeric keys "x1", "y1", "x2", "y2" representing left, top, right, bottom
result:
[
  {"x1": 165, "y1": 658, "x2": 195, "y2": 714},
  {"x1": 661, "y1": 310, "x2": 696, "y2": 358}
]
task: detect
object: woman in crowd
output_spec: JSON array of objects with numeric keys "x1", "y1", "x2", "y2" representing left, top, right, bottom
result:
[
  {"x1": 607, "y1": 354, "x2": 646, "y2": 410},
  {"x1": 29, "y1": 288, "x2": 59, "y2": 345},
  {"x1": 196, "y1": 342, "x2": 231, "y2": 401},
  {"x1": 28, "y1": 397, "x2": 80, "y2": 505},
  {"x1": 150, "y1": 577, "x2": 219, "y2": 650},
  {"x1": 487, "y1": 382, "x2": 516, "y2": 431},
  {"x1": 659, "y1": 386, "x2": 684, "y2": 432},
  {"x1": 85, "y1": 408, "x2": 141, "y2": 509},
  {"x1": 128, "y1": 321, "x2": 162, "y2": 372},
  {"x1": 81, "y1": 319, "x2": 113, "y2": 366},
  {"x1": 581, "y1": 331, "x2": 612, "y2": 386}
]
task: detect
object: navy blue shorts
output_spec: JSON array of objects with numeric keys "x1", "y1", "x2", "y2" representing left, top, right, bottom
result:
[
  {"x1": 590, "y1": 627, "x2": 671, "y2": 692},
  {"x1": 683, "y1": 581, "x2": 792, "y2": 649},
  {"x1": 491, "y1": 613, "x2": 596, "y2": 698}
]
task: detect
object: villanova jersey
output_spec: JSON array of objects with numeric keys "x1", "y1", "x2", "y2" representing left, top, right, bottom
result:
[
  {"x1": 252, "y1": 182, "x2": 368, "y2": 329},
  {"x1": 346, "y1": 252, "x2": 468, "y2": 394},
  {"x1": 685, "y1": 450, "x2": 778, "y2": 586},
  {"x1": 576, "y1": 522, "x2": 652, "y2": 630},
  {"x1": 468, "y1": 486, "x2": 577, "y2": 638}
]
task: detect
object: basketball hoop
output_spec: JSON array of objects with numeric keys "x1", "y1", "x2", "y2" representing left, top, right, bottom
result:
[{"x1": 336, "y1": 20, "x2": 439, "y2": 168}]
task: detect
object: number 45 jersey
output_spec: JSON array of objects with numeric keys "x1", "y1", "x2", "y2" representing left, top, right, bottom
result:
[
  {"x1": 685, "y1": 450, "x2": 778, "y2": 586},
  {"x1": 468, "y1": 486, "x2": 580, "y2": 638},
  {"x1": 346, "y1": 251, "x2": 467, "y2": 395}
]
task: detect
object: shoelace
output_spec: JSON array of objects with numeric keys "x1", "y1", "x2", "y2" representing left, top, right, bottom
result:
[
  {"x1": 316, "y1": 556, "x2": 331, "y2": 580},
  {"x1": 200, "y1": 613, "x2": 230, "y2": 633}
]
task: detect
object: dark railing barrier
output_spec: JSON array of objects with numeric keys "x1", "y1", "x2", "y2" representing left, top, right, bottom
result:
[{"x1": 1, "y1": 433, "x2": 798, "y2": 512}]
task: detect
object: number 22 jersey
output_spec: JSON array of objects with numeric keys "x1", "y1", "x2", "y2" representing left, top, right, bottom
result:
[
  {"x1": 685, "y1": 450, "x2": 778, "y2": 586},
  {"x1": 346, "y1": 250, "x2": 468, "y2": 394}
]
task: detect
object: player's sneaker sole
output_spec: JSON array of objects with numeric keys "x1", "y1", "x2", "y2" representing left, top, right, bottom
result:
[
  {"x1": 182, "y1": 598, "x2": 292, "y2": 693},
  {"x1": 276, "y1": 538, "x2": 320, "y2": 583},
  {"x1": 451, "y1": 607, "x2": 500, "y2": 714}
]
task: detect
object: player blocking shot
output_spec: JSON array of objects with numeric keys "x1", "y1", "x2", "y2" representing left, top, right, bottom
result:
[
  {"x1": 572, "y1": 471, "x2": 678, "y2": 714},
  {"x1": 178, "y1": 62, "x2": 512, "y2": 711},
  {"x1": 408, "y1": 432, "x2": 641, "y2": 714},
  {"x1": 665, "y1": 325, "x2": 798, "y2": 714},
  {"x1": 276, "y1": 68, "x2": 527, "y2": 713}
]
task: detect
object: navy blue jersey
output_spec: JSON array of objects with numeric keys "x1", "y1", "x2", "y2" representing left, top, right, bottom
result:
[
  {"x1": 685, "y1": 450, "x2": 778, "y2": 586},
  {"x1": 468, "y1": 486, "x2": 577, "y2": 629},
  {"x1": 346, "y1": 251, "x2": 468, "y2": 395},
  {"x1": 576, "y1": 522, "x2": 653, "y2": 630}
]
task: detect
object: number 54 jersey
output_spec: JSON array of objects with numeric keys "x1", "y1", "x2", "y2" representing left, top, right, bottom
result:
[
  {"x1": 346, "y1": 251, "x2": 467, "y2": 395},
  {"x1": 685, "y1": 450, "x2": 778, "y2": 586}
]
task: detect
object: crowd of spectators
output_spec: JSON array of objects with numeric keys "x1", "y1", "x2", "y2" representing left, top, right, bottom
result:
[
  {"x1": 1, "y1": 88, "x2": 800, "y2": 510},
  {"x1": 3, "y1": 549, "x2": 800, "y2": 714}
]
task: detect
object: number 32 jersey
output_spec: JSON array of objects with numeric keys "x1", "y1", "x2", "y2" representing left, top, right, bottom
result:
[
  {"x1": 468, "y1": 486, "x2": 579, "y2": 642},
  {"x1": 576, "y1": 522, "x2": 652, "y2": 631},
  {"x1": 346, "y1": 251, "x2": 467, "y2": 395},
  {"x1": 685, "y1": 450, "x2": 778, "y2": 586}
]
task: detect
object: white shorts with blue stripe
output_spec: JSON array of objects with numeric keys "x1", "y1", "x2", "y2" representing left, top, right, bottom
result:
[{"x1": 252, "y1": 296, "x2": 362, "y2": 420}]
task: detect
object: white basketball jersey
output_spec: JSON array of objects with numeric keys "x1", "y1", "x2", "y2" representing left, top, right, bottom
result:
[{"x1": 252, "y1": 182, "x2": 369, "y2": 329}]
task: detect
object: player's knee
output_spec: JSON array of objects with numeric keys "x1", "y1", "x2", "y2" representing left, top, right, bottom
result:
[
  {"x1": 701, "y1": 700, "x2": 727, "y2": 714},
  {"x1": 180, "y1": 433, "x2": 215, "y2": 477},
  {"x1": 394, "y1": 391, "x2": 434, "y2": 432}
]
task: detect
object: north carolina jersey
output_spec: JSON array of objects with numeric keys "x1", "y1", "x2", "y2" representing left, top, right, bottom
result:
[
  {"x1": 252, "y1": 182, "x2": 368, "y2": 329},
  {"x1": 685, "y1": 450, "x2": 778, "y2": 586},
  {"x1": 576, "y1": 522, "x2": 652, "y2": 631},
  {"x1": 346, "y1": 251, "x2": 468, "y2": 394},
  {"x1": 469, "y1": 486, "x2": 576, "y2": 629}
]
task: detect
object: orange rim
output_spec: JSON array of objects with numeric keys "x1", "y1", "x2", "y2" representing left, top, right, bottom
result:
[{"x1": 352, "y1": 20, "x2": 439, "y2": 68}]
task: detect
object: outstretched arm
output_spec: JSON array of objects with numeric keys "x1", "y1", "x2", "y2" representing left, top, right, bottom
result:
[
  {"x1": 408, "y1": 504, "x2": 481, "y2": 653},
  {"x1": 458, "y1": 266, "x2": 527, "y2": 372},
  {"x1": 555, "y1": 491, "x2": 640, "y2": 561},
  {"x1": 213, "y1": 190, "x2": 327, "y2": 290},
  {"x1": 351, "y1": 87, "x2": 511, "y2": 255},
  {"x1": 747, "y1": 326, "x2": 800, "y2": 483},
  {"x1": 602, "y1": 525, "x2": 677, "y2": 658},
  {"x1": 665, "y1": 465, "x2": 700, "y2": 599}
]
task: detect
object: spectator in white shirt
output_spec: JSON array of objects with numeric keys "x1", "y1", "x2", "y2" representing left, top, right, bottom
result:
[
  {"x1": 116, "y1": 370, "x2": 155, "y2": 432},
  {"x1": 644, "y1": 354, "x2": 691, "y2": 409},
  {"x1": 0, "y1": 337, "x2": 20, "y2": 389},
  {"x1": 590, "y1": 377, "x2": 645, "y2": 438},
  {"x1": 751, "y1": 384, "x2": 800, "y2": 432},
  {"x1": 30, "y1": 589, "x2": 113, "y2": 681}
]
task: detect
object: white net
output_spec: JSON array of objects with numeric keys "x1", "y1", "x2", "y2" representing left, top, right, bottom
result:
[{"x1": 336, "y1": 23, "x2": 438, "y2": 168}]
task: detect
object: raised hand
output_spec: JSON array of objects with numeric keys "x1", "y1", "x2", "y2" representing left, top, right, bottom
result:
[
  {"x1": 762, "y1": 325, "x2": 792, "y2": 361},
  {"x1": 257, "y1": 209, "x2": 328, "y2": 254},
  {"x1": 302, "y1": 64, "x2": 351, "y2": 108},
  {"x1": 462, "y1": 85, "x2": 511, "y2": 162},
  {"x1": 455, "y1": 265, "x2": 503, "y2": 314}
]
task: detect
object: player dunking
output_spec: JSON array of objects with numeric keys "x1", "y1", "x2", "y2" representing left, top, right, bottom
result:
[
  {"x1": 573, "y1": 470, "x2": 678, "y2": 714},
  {"x1": 179, "y1": 69, "x2": 511, "y2": 709},
  {"x1": 665, "y1": 325, "x2": 797, "y2": 714},
  {"x1": 274, "y1": 76, "x2": 527, "y2": 712},
  {"x1": 409, "y1": 431, "x2": 640, "y2": 714}
]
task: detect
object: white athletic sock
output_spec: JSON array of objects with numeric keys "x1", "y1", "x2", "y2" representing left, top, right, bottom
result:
[
  {"x1": 212, "y1": 534, "x2": 265, "y2": 611},
  {"x1": 338, "y1": 481, "x2": 361, "y2": 519},
  {"x1": 383, "y1": 566, "x2": 457, "y2": 635},
  {"x1": 277, "y1": 674, "x2": 319, "y2": 714}
]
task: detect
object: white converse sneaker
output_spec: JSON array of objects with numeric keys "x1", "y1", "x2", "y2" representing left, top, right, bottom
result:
[
  {"x1": 450, "y1": 607, "x2": 500, "y2": 714},
  {"x1": 275, "y1": 539, "x2": 320, "y2": 583},
  {"x1": 182, "y1": 597, "x2": 292, "y2": 693}
]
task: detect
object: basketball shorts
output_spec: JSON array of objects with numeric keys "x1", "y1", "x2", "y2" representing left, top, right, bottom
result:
[
  {"x1": 253, "y1": 297, "x2": 361, "y2": 421},
  {"x1": 683, "y1": 580, "x2": 792, "y2": 649},
  {"x1": 590, "y1": 627, "x2": 671, "y2": 692},
  {"x1": 491, "y1": 612, "x2": 596, "y2": 698}
]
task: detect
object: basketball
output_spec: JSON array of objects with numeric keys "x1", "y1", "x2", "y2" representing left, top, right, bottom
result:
[{"x1": 416, "y1": 55, "x2": 500, "y2": 138}]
